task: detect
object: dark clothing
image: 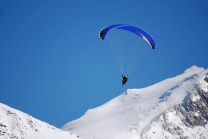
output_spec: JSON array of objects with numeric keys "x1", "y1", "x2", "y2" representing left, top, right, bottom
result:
[{"x1": 122, "y1": 75, "x2": 128, "y2": 85}]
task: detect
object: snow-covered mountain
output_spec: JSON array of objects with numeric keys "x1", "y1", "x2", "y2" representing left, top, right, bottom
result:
[
  {"x1": 0, "y1": 65, "x2": 208, "y2": 139},
  {"x1": 62, "y1": 66, "x2": 208, "y2": 139},
  {"x1": 0, "y1": 103, "x2": 81, "y2": 139},
  {"x1": 142, "y1": 77, "x2": 208, "y2": 139}
]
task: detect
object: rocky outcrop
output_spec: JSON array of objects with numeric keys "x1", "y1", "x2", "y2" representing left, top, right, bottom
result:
[
  {"x1": 142, "y1": 80, "x2": 208, "y2": 139},
  {"x1": 184, "y1": 85, "x2": 208, "y2": 127}
]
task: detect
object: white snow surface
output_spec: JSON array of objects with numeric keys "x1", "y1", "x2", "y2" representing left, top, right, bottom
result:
[
  {"x1": 62, "y1": 65, "x2": 208, "y2": 139},
  {"x1": 0, "y1": 103, "x2": 81, "y2": 139}
]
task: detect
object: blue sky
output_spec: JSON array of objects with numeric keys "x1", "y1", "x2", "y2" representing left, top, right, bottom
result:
[{"x1": 0, "y1": 0, "x2": 208, "y2": 128}]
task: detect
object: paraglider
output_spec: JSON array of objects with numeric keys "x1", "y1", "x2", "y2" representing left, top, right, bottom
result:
[
  {"x1": 122, "y1": 74, "x2": 128, "y2": 85},
  {"x1": 99, "y1": 24, "x2": 155, "y2": 85}
]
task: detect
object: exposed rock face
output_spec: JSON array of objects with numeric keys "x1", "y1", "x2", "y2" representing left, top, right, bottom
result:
[
  {"x1": 184, "y1": 85, "x2": 208, "y2": 127},
  {"x1": 142, "y1": 80, "x2": 208, "y2": 139}
]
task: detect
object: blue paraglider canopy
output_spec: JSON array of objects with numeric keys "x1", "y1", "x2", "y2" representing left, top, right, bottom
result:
[
  {"x1": 99, "y1": 24, "x2": 155, "y2": 49},
  {"x1": 99, "y1": 24, "x2": 155, "y2": 76}
]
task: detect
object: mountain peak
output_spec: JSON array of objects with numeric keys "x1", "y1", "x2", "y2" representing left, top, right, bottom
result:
[{"x1": 184, "y1": 65, "x2": 204, "y2": 73}]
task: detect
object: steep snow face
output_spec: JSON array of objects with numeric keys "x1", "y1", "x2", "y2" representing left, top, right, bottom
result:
[
  {"x1": 142, "y1": 79, "x2": 208, "y2": 139},
  {"x1": 0, "y1": 103, "x2": 81, "y2": 139},
  {"x1": 62, "y1": 66, "x2": 208, "y2": 139}
]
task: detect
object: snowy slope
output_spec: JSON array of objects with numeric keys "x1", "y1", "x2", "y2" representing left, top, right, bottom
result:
[
  {"x1": 0, "y1": 103, "x2": 81, "y2": 139},
  {"x1": 62, "y1": 66, "x2": 208, "y2": 139}
]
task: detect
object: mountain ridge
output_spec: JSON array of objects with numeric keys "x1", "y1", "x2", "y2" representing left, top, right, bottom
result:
[{"x1": 62, "y1": 66, "x2": 208, "y2": 139}]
